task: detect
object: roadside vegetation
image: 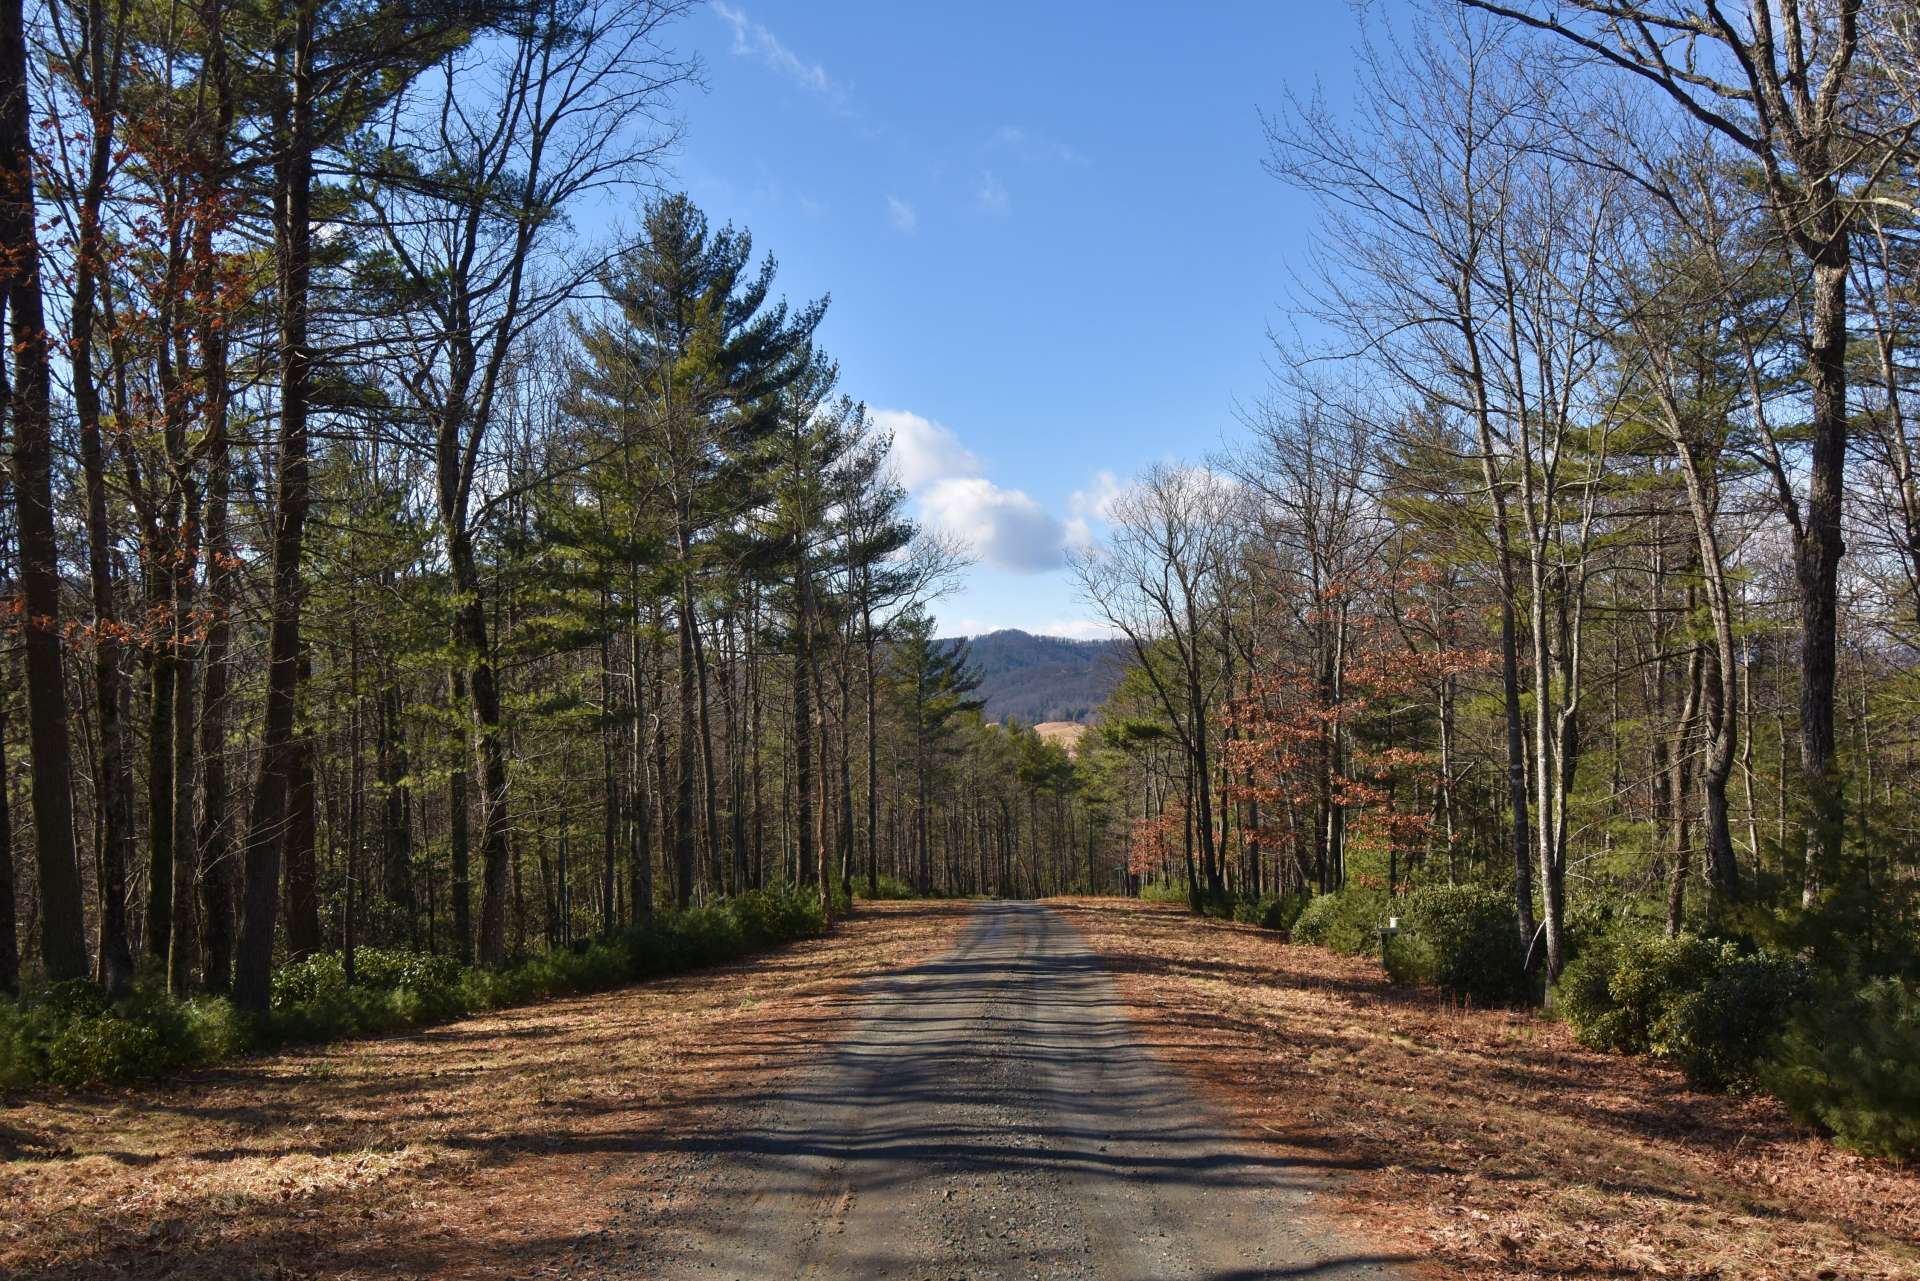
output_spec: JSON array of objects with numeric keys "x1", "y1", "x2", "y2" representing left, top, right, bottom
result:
[{"x1": 2, "y1": 886, "x2": 827, "y2": 1090}]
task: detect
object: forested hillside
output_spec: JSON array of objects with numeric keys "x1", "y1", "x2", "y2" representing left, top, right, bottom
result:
[{"x1": 939, "y1": 629, "x2": 1127, "y2": 724}]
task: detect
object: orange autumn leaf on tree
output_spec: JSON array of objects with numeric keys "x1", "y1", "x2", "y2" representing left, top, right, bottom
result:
[{"x1": 1224, "y1": 569, "x2": 1492, "y2": 870}]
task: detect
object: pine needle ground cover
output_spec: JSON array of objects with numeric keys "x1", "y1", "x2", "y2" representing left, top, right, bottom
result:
[
  {"x1": 0, "y1": 903, "x2": 971, "y2": 1281},
  {"x1": 1050, "y1": 898, "x2": 1920, "y2": 1281}
]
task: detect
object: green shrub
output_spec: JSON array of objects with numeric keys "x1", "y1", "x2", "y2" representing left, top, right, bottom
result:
[
  {"x1": 1608, "y1": 934, "x2": 1732, "y2": 1049},
  {"x1": 857, "y1": 874, "x2": 919, "y2": 901},
  {"x1": 271, "y1": 948, "x2": 463, "y2": 1011},
  {"x1": 1655, "y1": 952, "x2": 1811, "y2": 1089},
  {"x1": 1290, "y1": 890, "x2": 1392, "y2": 956},
  {"x1": 1554, "y1": 932, "x2": 1621, "y2": 1039},
  {"x1": 673, "y1": 904, "x2": 747, "y2": 966},
  {"x1": 43, "y1": 1016, "x2": 169, "y2": 1087},
  {"x1": 1560, "y1": 899, "x2": 1634, "y2": 971},
  {"x1": 180, "y1": 997, "x2": 249, "y2": 1062},
  {"x1": 726, "y1": 889, "x2": 784, "y2": 947},
  {"x1": 1232, "y1": 893, "x2": 1307, "y2": 932},
  {"x1": 1383, "y1": 884, "x2": 1528, "y2": 1006},
  {"x1": 1, "y1": 980, "x2": 225, "y2": 1088},
  {"x1": 1, "y1": 886, "x2": 829, "y2": 1092},
  {"x1": 1554, "y1": 929, "x2": 1814, "y2": 1091},
  {"x1": 0, "y1": 1003, "x2": 30, "y2": 1088},
  {"x1": 1139, "y1": 880, "x2": 1188, "y2": 905},
  {"x1": 1764, "y1": 977, "x2": 1920, "y2": 1162},
  {"x1": 739, "y1": 884, "x2": 826, "y2": 942},
  {"x1": 1558, "y1": 931, "x2": 1731, "y2": 1054},
  {"x1": 352, "y1": 948, "x2": 463, "y2": 994},
  {"x1": 270, "y1": 952, "x2": 349, "y2": 1008},
  {"x1": 0, "y1": 998, "x2": 56, "y2": 1088},
  {"x1": 35, "y1": 978, "x2": 111, "y2": 1021}
]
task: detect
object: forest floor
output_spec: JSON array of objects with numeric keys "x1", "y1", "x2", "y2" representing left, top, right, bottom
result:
[
  {"x1": 0, "y1": 902, "x2": 974, "y2": 1280},
  {"x1": 1050, "y1": 897, "x2": 1920, "y2": 1281}
]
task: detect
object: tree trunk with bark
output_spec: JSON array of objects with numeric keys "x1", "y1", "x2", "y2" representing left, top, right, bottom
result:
[
  {"x1": 1, "y1": 0, "x2": 88, "y2": 981},
  {"x1": 234, "y1": 10, "x2": 317, "y2": 1010}
]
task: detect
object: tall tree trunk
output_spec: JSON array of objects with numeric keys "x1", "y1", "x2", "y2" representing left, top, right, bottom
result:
[
  {"x1": 719, "y1": 611, "x2": 748, "y2": 896},
  {"x1": 197, "y1": 523, "x2": 235, "y2": 993},
  {"x1": 1527, "y1": 550, "x2": 1572, "y2": 979},
  {"x1": 449, "y1": 664, "x2": 473, "y2": 963},
  {"x1": 672, "y1": 511, "x2": 697, "y2": 908},
  {"x1": 628, "y1": 621, "x2": 654, "y2": 923},
  {"x1": 1673, "y1": 441, "x2": 1742, "y2": 913},
  {"x1": 192, "y1": 0, "x2": 237, "y2": 1003},
  {"x1": 689, "y1": 608, "x2": 724, "y2": 895},
  {"x1": 653, "y1": 652, "x2": 676, "y2": 904},
  {"x1": 168, "y1": 545, "x2": 200, "y2": 994},
  {"x1": 0, "y1": 675, "x2": 18, "y2": 994},
  {"x1": 379, "y1": 682, "x2": 414, "y2": 930},
  {"x1": 282, "y1": 657, "x2": 321, "y2": 961},
  {"x1": 1799, "y1": 249, "x2": 1847, "y2": 908},
  {"x1": 795, "y1": 554, "x2": 830, "y2": 921},
  {"x1": 863, "y1": 600, "x2": 879, "y2": 897},
  {"x1": 70, "y1": 0, "x2": 135, "y2": 993},
  {"x1": 1187, "y1": 665, "x2": 1221, "y2": 896},
  {"x1": 601, "y1": 625, "x2": 619, "y2": 931},
  {"x1": 234, "y1": 9, "x2": 316, "y2": 1009},
  {"x1": 1, "y1": 0, "x2": 87, "y2": 977},
  {"x1": 453, "y1": 548, "x2": 512, "y2": 965},
  {"x1": 1462, "y1": 295, "x2": 1536, "y2": 951},
  {"x1": 837, "y1": 662, "x2": 854, "y2": 904},
  {"x1": 794, "y1": 598, "x2": 817, "y2": 915},
  {"x1": 1666, "y1": 638, "x2": 1703, "y2": 937},
  {"x1": 146, "y1": 640, "x2": 176, "y2": 962}
]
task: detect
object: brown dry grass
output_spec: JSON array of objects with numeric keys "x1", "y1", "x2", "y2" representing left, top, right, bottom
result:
[
  {"x1": 0, "y1": 902, "x2": 972, "y2": 1280},
  {"x1": 1050, "y1": 897, "x2": 1920, "y2": 1281},
  {"x1": 1033, "y1": 722, "x2": 1089, "y2": 756}
]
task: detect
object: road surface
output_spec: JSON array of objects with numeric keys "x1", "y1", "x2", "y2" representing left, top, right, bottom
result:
[{"x1": 634, "y1": 901, "x2": 1411, "y2": 1280}]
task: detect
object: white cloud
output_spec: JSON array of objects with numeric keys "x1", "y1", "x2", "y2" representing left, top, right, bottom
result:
[
  {"x1": 875, "y1": 409, "x2": 979, "y2": 491},
  {"x1": 875, "y1": 407, "x2": 1065, "y2": 574},
  {"x1": 886, "y1": 194, "x2": 917, "y2": 233},
  {"x1": 1070, "y1": 469, "x2": 1123, "y2": 520},
  {"x1": 713, "y1": 3, "x2": 848, "y2": 108},
  {"x1": 921, "y1": 478, "x2": 1065, "y2": 574},
  {"x1": 975, "y1": 170, "x2": 1010, "y2": 216},
  {"x1": 1064, "y1": 469, "x2": 1123, "y2": 550}
]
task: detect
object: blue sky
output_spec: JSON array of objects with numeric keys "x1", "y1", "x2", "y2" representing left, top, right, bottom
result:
[{"x1": 668, "y1": 1, "x2": 1370, "y2": 638}]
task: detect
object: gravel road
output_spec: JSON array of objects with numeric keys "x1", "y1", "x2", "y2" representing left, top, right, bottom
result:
[{"x1": 630, "y1": 901, "x2": 1411, "y2": 1280}]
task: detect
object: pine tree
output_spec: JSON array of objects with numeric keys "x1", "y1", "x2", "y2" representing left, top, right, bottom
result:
[{"x1": 569, "y1": 192, "x2": 823, "y2": 907}]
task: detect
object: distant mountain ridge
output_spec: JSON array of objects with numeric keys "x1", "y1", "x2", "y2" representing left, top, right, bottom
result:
[{"x1": 939, "y1": 629, "x2": 1129, "y2": 725}]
